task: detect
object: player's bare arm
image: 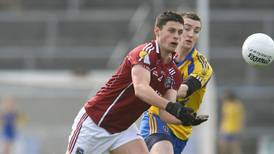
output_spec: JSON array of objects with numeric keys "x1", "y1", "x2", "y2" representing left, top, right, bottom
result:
[
  {"x1": 177, "y1": 84, "x2": 189, "y2": 98},
  {"x1": 177, "y1": 76, "x2": 201, "y2": 98},
  {"x1": 158, "y1": 89, "x2": 182, "y2": 124},
  {"x1": 131, "y1": 64, "x2": 169, "y2": 109}
]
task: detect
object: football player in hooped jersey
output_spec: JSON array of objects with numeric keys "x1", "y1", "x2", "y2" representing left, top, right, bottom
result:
[
  {"x1": 66, "y1": 11, "x2": 195, "y2": 154},
  {"x1": 139, "y1": 12, "x2": 213, "y2": 154}
]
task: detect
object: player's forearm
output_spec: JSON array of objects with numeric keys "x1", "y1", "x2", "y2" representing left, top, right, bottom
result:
[
  {"x1": 159, "y1": 109, "x2": 181, "y2": 124},
  {"x1": 134, "y1": 84, "x2": 169, "y2": 109},
  {"x1": 177, "y1": 84, "x2": 188, "y2": 98},
  {"x1": 158, "y1": 89, "x2": 182, "y2": 124},
  {"x1": 181, "y1": 76, "x2": 201, "y2": 97}
]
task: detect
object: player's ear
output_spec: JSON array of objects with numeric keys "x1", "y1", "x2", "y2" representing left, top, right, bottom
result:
[{"x1": 154, "y1": 26, "x2": 160, "y2": 38}]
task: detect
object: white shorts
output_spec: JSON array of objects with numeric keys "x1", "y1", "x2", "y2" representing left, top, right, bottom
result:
[{"x1": 67, "y1": 107, "x2": 142, "y2": 154}]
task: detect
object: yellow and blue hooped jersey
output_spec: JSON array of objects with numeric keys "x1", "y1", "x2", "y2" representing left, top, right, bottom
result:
[{"x1": 148, "y1": 48, "x2": 213, "y2": 140}]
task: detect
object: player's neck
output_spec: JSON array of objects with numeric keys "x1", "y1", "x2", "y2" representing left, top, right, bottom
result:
[
  {"x1": 160, "y1": 49, "x2": 172, "y2": 64},
  {"x1": 176, "y1": 48, "x2": 190, "y2": 62}
]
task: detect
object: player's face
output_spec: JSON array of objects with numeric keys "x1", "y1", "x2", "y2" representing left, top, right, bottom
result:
[
  {"x1": 180, "y1": 18, "x2": 201, "y2": 51},
  {"x1": 155, "y1": 21, "x2": 183, "y2": 53}
]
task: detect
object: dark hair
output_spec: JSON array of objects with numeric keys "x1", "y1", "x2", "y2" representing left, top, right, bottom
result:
[
  {"x1": 180, "y1": 11, "x2": 201, "y2": 22},
  {"x1": 155, "y1": 11, "x2": 184, "y2": 29}
]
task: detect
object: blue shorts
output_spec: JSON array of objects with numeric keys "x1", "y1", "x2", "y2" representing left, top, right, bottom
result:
[
  {"x1": 2, "y1": 130, "x2": 16, "y2": 141},
  {"x1": 139, "y1": 111, "x2": 188, "y2": 154}
]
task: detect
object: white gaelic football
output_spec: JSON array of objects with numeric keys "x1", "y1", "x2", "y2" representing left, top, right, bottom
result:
[{"x1": 242, "y1": 33, "x2": 274, "y2": 67}]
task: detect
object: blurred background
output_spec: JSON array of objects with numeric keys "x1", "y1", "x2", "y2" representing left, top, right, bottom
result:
[{"x1": 0, "y1": 0, "x2": 273, "y2": 154}]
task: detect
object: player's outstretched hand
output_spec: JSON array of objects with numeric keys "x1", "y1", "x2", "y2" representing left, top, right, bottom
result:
[
  {"x1": 165, "y1": 102, "x2": 195, "y2": 126},
  {"x1": 192, "y1": 113, "x2": 209, "y2": 126}
]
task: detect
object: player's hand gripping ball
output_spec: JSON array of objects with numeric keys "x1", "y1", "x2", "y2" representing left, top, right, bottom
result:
[{"x1": 242, "y1": 33, "x2": 274, "y2": 67}]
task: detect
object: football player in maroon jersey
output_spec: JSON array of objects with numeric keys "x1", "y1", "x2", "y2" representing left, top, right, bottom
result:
[{"x1": 66, "y1": 11, "x2": 194, "y2": 154}]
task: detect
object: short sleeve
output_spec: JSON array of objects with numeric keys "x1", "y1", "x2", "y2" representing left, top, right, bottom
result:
[{"x1": 127, "y1": 43, "x2": 156, "y2": 71}]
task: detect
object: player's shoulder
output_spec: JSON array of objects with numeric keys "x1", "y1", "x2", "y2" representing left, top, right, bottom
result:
[
  {"x1": 193, "y1": 49, "x2": 211, "y2": 65},
  {"x1": 126, "y1": 40, "x2": 161, "y2": 67},
  {"x1": 129, "y1": 41, "x2": 159, "y2": 59},
  {"x1": 193, "y1": 49, "x2": 208, "y2": 61},
  {"x1": 192, "y1": 49, "x2": 213, "y2": 74},
  {"x1": 133, "y1": 40, "x2": 158, "y2": 52}
]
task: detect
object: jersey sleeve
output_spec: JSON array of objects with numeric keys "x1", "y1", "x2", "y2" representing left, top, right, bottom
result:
[
  {"x1": 127, "y1": 42, "x2": 156, "y2": 71},
  {"x1": 190, "y1": 54, "x2": 213, "y2": 87}
]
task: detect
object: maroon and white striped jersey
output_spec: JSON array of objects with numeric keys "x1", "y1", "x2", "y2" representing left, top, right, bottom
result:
[{"x1": 84, "y1": 40, "x2": 182, "y2": 134}]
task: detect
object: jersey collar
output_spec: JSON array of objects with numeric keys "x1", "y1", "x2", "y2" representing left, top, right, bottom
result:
[
  {"x1": 176, "y1": 48, "x2": 196, "y2": 67},
  {"x1": 154, "y1": 40, "x2": 176, "y2": 63},
  {"x1": 155, "y1": 40, "x2": 160, "y2": 54}
]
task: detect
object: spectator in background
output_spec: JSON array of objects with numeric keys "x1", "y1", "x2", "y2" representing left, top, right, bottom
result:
[
  {"x1": 219, "y1": 90, "x2": 245, "y2": 154},
  {"x1": 0, "y1": 96, "x2": 19, "y2": 154}
]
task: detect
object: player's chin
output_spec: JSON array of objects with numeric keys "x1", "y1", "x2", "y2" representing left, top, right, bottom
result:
[
  {"x1": 167, "y1": 47, "x2": 176, "y2": 53},
  {"x1": 184, "y1": 44, "x2": 193, "y2": 51},
  {"x1": 168, "y1": 44, "x2": 178, "y2": 51}
]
